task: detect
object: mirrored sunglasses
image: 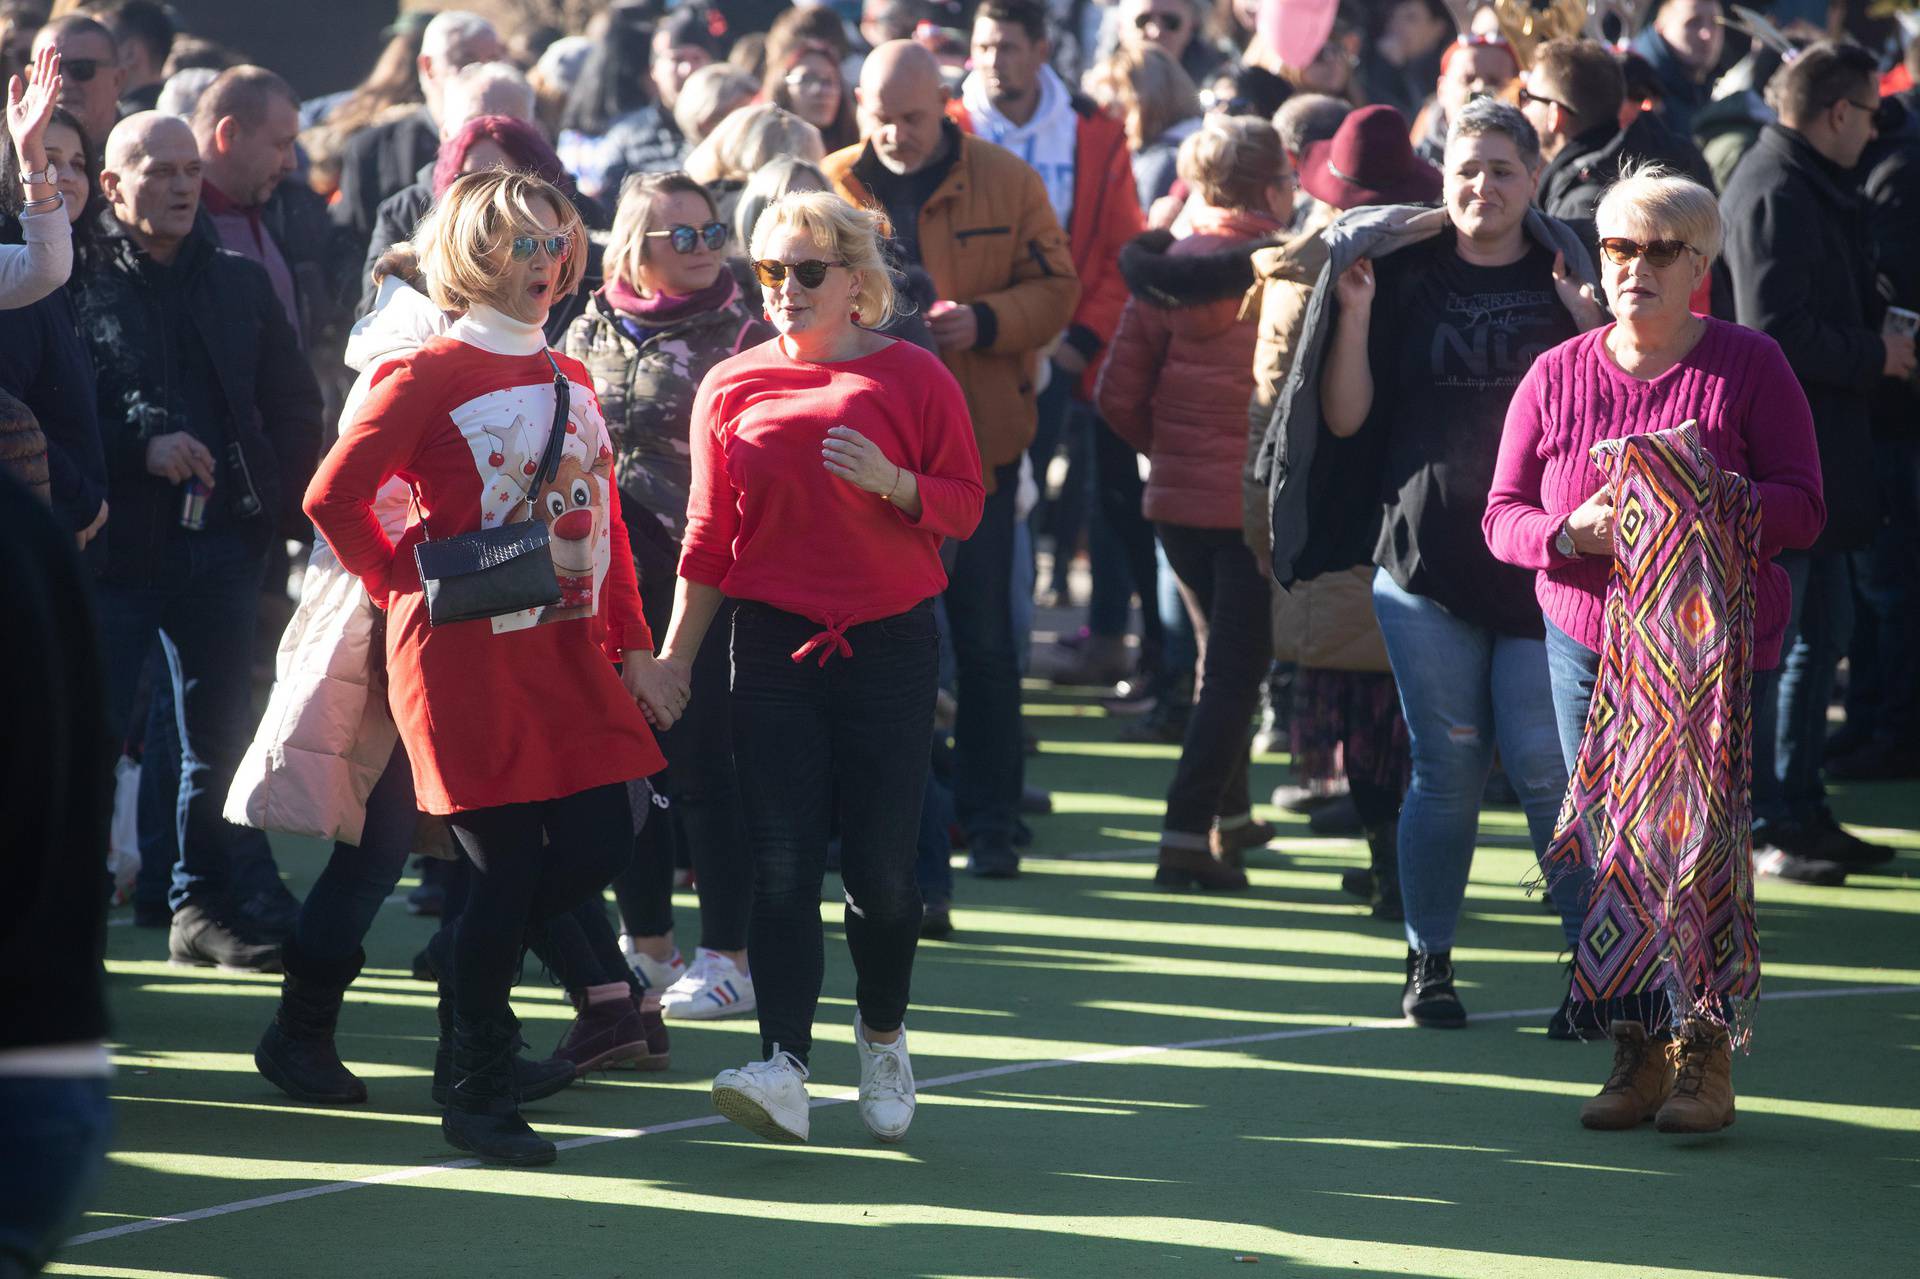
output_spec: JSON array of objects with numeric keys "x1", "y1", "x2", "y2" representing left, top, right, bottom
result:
[
  {"x1": 510, "y1": 232, "x2": 572, "y2": 262},
  {"x1": 1598, "y1": 237, "x2": 1694, "y2": 268},
  {"x1": 645, "y1": 222, "x2": 730, "y2": 254}
]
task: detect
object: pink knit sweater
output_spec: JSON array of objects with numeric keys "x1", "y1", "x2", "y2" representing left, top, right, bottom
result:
[{"x1": 1483, "y1": 318, "x2": 1826, "y2": 669}]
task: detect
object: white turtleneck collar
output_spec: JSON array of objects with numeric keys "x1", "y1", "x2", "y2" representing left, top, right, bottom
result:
[{"x1": 448, "y1": 304, "x2": 548, "y2": 356}]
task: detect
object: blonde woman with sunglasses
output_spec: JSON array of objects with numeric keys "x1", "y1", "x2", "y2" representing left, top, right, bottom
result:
[
  {"x1": 653, "y1": 191, "x2": 984, "y2": 1146},
  {"x1": 1484, "y1": 167, "x2": 1824, "y2": 1134},
  {"x1": 562, "y1": 170, "x2": 774, "y2": 1023},
  {"x1": 306, "y1": 171, "x2": 679, "y2": 1167}
]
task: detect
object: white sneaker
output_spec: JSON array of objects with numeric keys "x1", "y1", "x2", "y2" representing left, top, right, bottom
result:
[
  {"x1": 855, "y1": 1018, "x2": 916, "y2": 1142},
  {"x1": 661, "y1": 948, "x2": 756, "y2": 1020},
  {"x1": 712, "y1": 1049, "x2": 811, "y2": 1143},
  {"x1": 619, "y1": 935, "x2": 684, "y2": 991}
]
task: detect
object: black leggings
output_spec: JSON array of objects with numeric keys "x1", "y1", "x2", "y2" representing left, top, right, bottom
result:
[{"x1": 444, "y1": 784, "x2": 632, "y2": 1020}]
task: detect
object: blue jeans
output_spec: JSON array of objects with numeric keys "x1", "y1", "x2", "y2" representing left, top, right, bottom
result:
[
  {"x1": 96, "y1": 528, "x2": 276, "y2": 910},
  {"x1": 1372, "y1": 569, "x2": 1582, "y2": 953},
  {"x1": 0, "y1": 1076, "x2": 111, "y2": 1275},
  {"x1": 1542, "y1": 619, "x2": 1600, "y2": 774},
  {"x1": 729, "y1": 600, "x2": 938, "y2": 1065},
  {"x1": 290, "y1": 741, "x2": 417, "y2": 967},
  {"x1": 1754, "y1": 551, "x2": 1854, "y2": 828},
  {"x1": 944, "y1": 461, "x2": 1024, "y2": 844}
]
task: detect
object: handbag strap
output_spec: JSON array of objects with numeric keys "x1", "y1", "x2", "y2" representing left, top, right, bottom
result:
[{"x1": 412, "y1": 350, "x2": 573, "y2": 540}]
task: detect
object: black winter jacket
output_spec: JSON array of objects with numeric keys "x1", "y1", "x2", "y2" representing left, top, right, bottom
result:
[
  {"x1": 0, "y1": 284, "x2": 102, "y2": 534},
  {"x1": 1721, "y1": 124, "x2": 1884, "y2": 553},
  {"x1": 1863, "y1": 90, "x2": 1920, "y2": 441},
  {"x1": 71, "y1": 223, "x2": 324, "y2": 583}
]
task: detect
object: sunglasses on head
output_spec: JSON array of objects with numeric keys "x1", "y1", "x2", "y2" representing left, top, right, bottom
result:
[
  {"x1": 752, "y1": 258, "x2": 848, "y2": 289},
  {"x1": 646, "y1": 221, "x2": 730, "y2": 254},
  {"x1": 1134, "y1": 11, "x2": 1184, "y2": 33},
  {"x1": 62, "y1": 57, "x2": 102, "y2": 82},
  {"x1": 1598, "y1": 237, "x2": 1695, "y2": 268},
  {"x1": 509, "y1": 232, "x2": 572, "y2": 262}
]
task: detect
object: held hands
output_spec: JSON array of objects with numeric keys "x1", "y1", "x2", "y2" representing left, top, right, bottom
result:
[
  {"x1": 623, "y1": 650, "x2": 691, "y2": 732},
  {"x1": 1552, "y1": 252, "x2": 1607, "y2": 330},
  {"x1": 1333, "y1": 259, "x2": 1375, "y2": 315},
  {"x1": 822, "y1": 426, "x2": 902, "y2": 498},
  {"x1": 1565, "y1": 486, "x2": 1616, "y2": 556},
  {"x1": 6, "y1": 46, "x2": 60, "y2": 174},
  {"x1": 146, "y1": 432, "x2": 217, "y2": 486},
  {"x1": 1884, "y1": 333, "x2": 1917, "y2": 381}
]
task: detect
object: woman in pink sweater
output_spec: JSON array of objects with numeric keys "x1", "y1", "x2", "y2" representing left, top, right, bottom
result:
[{"x1": 1484, "y1": 170, "x2": 1824, "y2": 1136}]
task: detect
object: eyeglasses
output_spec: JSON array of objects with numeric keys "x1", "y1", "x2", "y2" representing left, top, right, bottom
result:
[
  {"x1": 1517, "y1": 85, "x2": 1574, "y2": 116},
  {"x1": 645, "y1": 222, "x2": 730, "y2": 254},
  {"x1": 1133, "y1": 11, "x2": 1185, "y2": 34},
  {"x1": 510, "y1": 232, "x2": 572, "y2": 262},
  {"x1": 784, "y1": 71, "x2": 835, "y2": 95},
  {"x1": 752, "y1": 258, "x2": 848, "y2": 289},
  {"x1": 62, "y1": 57, "x2": 102, "y2": 83},
  {"x1": 1598, "y1": 237, "x2": 1696, "y2": 268}
]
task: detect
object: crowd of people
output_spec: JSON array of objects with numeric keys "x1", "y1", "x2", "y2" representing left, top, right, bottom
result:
[{"x1": 4, "y1": 0, "x2": 1919, "y2": 1268}]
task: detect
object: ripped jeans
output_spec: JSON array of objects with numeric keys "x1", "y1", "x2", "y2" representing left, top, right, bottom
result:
[{"x1": 1371, "y1": 569, "x2": 1586, "y2": 955}]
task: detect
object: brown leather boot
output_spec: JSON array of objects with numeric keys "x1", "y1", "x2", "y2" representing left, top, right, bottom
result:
[
  {"x1": 1578, "y1": 1021, "x2": 1675, "y2": 1130},
  {"x1": 1211, "y1": 818, "x2": 1276, "y2": 870},
  {"x1": 1656, "y1": 1019, "x2": 1736, "y2": 1133},
  {"x1": 1154, "y1": 844, "x2": 1250, "y2": 891}
]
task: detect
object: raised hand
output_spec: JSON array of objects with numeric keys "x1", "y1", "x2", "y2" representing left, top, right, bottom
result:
[
  {"x1": 1333, "y1": 258, "x2": 1375, "y2": 314},
  {"x1": 7, "y1": 46, "x2": 61, "y2": 173}
]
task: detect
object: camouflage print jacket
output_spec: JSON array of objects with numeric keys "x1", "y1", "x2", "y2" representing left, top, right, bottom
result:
[{"x1": 561, "y1": 282, "x2": 773, "y2": 545}]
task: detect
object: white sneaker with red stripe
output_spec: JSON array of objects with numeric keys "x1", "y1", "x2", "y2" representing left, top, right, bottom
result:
[{"x1": 660, "y1": 948, "x2": 755, "y2": 1020}]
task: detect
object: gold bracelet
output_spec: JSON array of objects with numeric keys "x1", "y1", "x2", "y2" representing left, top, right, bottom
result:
[{"x1": 885, "y1": 465, "x2": 904, "y2": 503}]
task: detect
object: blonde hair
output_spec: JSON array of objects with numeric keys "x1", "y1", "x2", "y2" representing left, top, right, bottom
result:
[
  {"x1": 1086, "y1": 44, "x2": 1200, "y2": 153},
  {"x1": 685, "y1": 103, "x2": 825, "y2": 186},
  {"x1": 1177, "y1": 115, "x2": 1285, "y2": 211},
  {"x1": 1595, "y1": 163, "x2": 1723, "y2": 263},
  {"x1": 748, "y1": 190, "x2": 901, "y2": 328},
  {"x1": 605, "y1": 170, "x2": 720, "y2": 292},
  {"x1": 414, "y1": 170, "x2": 587, "y2": 313}
]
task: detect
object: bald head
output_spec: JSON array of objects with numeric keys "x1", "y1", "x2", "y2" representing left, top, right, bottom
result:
[
  {"x1": 103, "y1": 112, "x2": 204, "y2": 263},
  {"x1": 855, "y1": 40, "x2": 950, "y2": 176}
]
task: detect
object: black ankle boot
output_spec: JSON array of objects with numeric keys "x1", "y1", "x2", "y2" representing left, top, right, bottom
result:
[
  {"x1": 1365, "y1": 820, "x2": 1403, "y2": 922},
  {"x1": 431, "y1": 980, "x2": 573, "y2": 1107},
  {"x1": 1401, "y1": 948, "x2": 1466, "y2": 1028},
  {"x1": 442, "y1": 1012, "x2": 557, "y2": 1166},
  {"x1": 255, "y1": 942, "x2": 368, "y2": 1104}
]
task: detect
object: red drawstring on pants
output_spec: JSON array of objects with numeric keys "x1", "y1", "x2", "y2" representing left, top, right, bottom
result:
[{"x1": 791, "y1": 618, "x2": 854, "y2": 666}]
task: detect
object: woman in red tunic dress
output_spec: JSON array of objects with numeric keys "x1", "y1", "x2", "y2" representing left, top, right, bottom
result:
[{"x1": 305, "y1": 171, "x2": 679, "y2": 1166}]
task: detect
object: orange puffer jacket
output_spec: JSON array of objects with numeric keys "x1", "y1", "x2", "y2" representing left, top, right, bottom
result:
[{"x1": 1096, "y1": 209, "x2": 1283, "y2": 530}]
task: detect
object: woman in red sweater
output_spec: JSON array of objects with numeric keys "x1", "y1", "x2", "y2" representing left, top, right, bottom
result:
[
  {"x1": 305, "y1": 172, "x2": 676, "y2": 1167},
  {"x1": 653, "y1": 191, "x2": 984, "y2": 1146},
  {"x1": 1096, "y1": 115, "x2": 1293, "y2": 893}
]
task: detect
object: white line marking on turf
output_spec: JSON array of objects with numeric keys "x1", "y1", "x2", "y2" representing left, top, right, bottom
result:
[{"x1": 67, "y1": 982, "x2": 1916, "y2": 1248}]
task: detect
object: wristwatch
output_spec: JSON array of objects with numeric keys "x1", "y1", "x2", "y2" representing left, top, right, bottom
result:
[
  {"x1": 1554, "y1": 521, "x2": 1578, "y2": 559},
  {"x1": 18, "y1": 162, "x2": 58, "y2": 188}
]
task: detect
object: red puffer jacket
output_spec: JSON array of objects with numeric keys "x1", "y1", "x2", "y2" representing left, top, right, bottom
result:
[{"x1": 1096, "y1": 209, "x2": 1283, "y2": 529}]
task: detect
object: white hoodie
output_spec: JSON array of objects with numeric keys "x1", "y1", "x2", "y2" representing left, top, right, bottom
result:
[{"x1": 962, "y1": 63, "x2": 1080, "y2": 227}]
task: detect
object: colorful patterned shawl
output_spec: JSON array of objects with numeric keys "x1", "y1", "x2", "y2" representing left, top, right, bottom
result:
[{"x1": 1541, "y1": 422, "x2": 1763, "y2": 1046}]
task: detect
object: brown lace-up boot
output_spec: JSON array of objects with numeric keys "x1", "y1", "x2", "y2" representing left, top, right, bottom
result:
[
  {"x1": 1578, "y1": 1021, "x2": 1675, "y2": 1130},
  {"x1": 1656, "y1": 1019, "x2": 1735, "y2": 1133}
]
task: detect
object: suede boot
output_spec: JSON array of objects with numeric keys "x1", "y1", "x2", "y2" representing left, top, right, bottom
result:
[
  {"x1": 428, "y1": 927, "x2": 574, "y2": 1107},
  {"x1": 255, "y1": 941, "x2": 367, "y2": 1104},
  {"x1": 1212, "y1": 818, "x2": 1276, "y2": 870},
  {"x1": 613, "y1": 987, "x2": 672, "y2": 1072},
  {"x1": 1154, "y1": 843, "x2": 1250, "y2": 891},
  {"x1": 1656, "y1": 1019, "x2": 1736, "y2": 1133},
  {"x1": 1578, "y1": 1020, "x2": 1675, "y2": 1129},
  {"x1": 442, "y1": 1011, "x2": 556, "y2": 1166},
  {"x1": 554, "y1": 983, "x2": 650, "y2": 1074}
]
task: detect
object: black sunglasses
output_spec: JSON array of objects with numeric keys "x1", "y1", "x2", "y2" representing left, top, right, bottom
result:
[
  {"x1": 645, "y1": 221, "x2": 730, "y2": 254},
  {"x1": 510, "y1": 232, "x2": 572, "y2": 262},
  {"x1": 1133, "y1": 11, "x2": 1184, "y2": 33},
  {"x1": 1517, "y1": 85, "x2": 1574, "y2": 115},
  {"x1": 1598, "y1": 237, "x2": 1695, "y2": 268},
  {"x1": 62, "y1": 57, "x2": 102, "y2": 83},
  {"x1": 752, "y1": 258, "x2": 848, "y2": 289}
]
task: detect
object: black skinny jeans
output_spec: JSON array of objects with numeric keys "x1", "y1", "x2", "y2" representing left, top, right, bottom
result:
[
  {"x1": 445, "y1": 783, "x2": 633, "y2": 1021},
  {"x1": 612, "y1": 518, "x2": 752, "y2": 951},
  {"x1": 1156, "y1": 524, "x2": 1274, "y2": 840},
  {"x1": 730, "y1": 600, "x2": 938, "y2": 1066}
]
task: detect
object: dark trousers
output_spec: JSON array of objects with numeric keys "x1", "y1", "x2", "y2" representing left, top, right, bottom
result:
[
  {"x1": 1090, "y1": 416, "x2": 1164, "y2": 660},
  {"x1": 944, "y1": 460, "x2": 1023, "y2": 844},
  {"x1": 291, "y1": 741, "x2": 417, "y2": 967},
  {"x1": 444, "y1": 783, "x2": 633, "y2": 1021},
  {"x1": 612, "y1": 520, "x2": 752, "y2": 951},
  {"x1": 0, "y1": 1077, "x2": 111, "y2": 1276},
  {"x1": 1155, "y1": 524, "x2": 1273, "y2": 838},
  {"x1": 1845, "y1": 439, "x2": 1920, "y2": 746},
  {"x1": 1754, "y1": 551, "x2": 1854, "y2": 828},
  {"x1": 730, "y1": 600, "x2": 938, "y2": 1066},
  {"x1": 96, "y1": 528, "x2": 275, "y2": 910}
]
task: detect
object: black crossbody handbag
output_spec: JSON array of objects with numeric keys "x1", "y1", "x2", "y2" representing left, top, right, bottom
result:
[{"x1": 412, "y1": 351, "x2": 571, "y2": 627}]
